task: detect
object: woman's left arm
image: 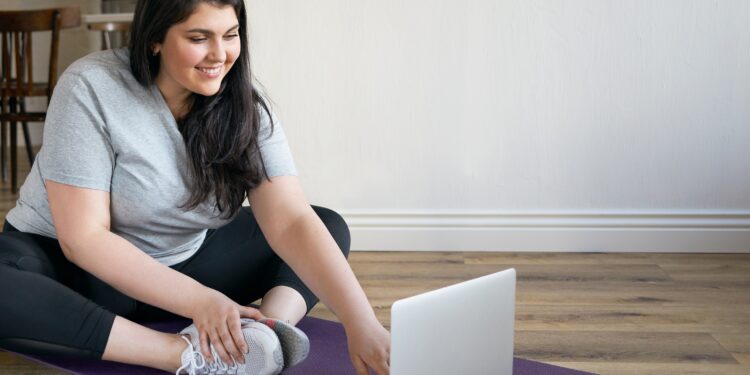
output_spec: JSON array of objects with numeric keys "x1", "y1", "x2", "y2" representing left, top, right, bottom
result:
[{"x1": 247, "y1": 175, "x2": 390, "y2": 375}]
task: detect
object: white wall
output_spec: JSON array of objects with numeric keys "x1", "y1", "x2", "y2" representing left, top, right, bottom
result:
[
  {"x1": 6, "y1": 1, "x2": 748, "y2": 252},
  {"x1": 246, "y1": 0, "x2": 750, "y2": 252}
]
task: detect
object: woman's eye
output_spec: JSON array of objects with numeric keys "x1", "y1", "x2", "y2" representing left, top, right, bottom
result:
[
  {"x1": 190, "y1": 37, "x2": 208, "y2": 43},
  {"x1": 224, "y1": 34, "x2": 239, "y2": 40}
]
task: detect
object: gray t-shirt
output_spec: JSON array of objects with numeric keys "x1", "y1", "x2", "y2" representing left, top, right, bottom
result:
[{"x1": 6, "y1": 48, "x2": 297, "y2": 266}]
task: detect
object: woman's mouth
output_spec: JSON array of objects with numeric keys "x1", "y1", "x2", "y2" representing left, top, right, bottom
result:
[{"x1": 196, "y1": 66, "x2": 222, "y2": 77}]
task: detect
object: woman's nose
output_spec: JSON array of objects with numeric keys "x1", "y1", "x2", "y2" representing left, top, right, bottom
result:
[{"x1": 207, "y1": 38, "x2": 226, "y2": 62}]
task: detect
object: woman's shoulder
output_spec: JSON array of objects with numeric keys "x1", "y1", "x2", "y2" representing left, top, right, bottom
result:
[
  {"x1": 59, "y1": 48, "x2": 136, "y2": 88},
  {"x1": 55, "y1": 48, "x2": 147, "y2": 102}
]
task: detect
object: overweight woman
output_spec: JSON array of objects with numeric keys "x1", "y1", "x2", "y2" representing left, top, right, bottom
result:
[{"x1": 0, "y1": 0, "x2": 390, "y2": 374}]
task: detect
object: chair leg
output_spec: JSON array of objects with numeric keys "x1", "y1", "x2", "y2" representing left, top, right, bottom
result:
[
  {"x1": 8, "y1": 95, "x2": 18, "y2": 193},
  {"x1": 104, "y1": 31, "x2": 112, "y2": 50},
  {"x1": 18, "y1": 99, "x2": 35, "y2": 164},
  {"x1": 21, "y1": 122, "x2": 34, "y2": 164},
  {"x1": 11, "y1": 120, "x2": 17, "y2": 194},
  {"x1": 1, "y1": 97, "x2": 6, "y2": 183},
  {"x1": 1, "y1": 116, "x2": 5, "y2": 183}
]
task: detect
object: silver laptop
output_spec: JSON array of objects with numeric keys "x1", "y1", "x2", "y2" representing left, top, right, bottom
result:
[{"x1": 390, "y1": 268, "x2": 516, "y2": 375}]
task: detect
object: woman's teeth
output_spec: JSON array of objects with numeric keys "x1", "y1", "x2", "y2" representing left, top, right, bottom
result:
[{"x1": 197, "y1": 66, "x2": 221, "y2": 74}]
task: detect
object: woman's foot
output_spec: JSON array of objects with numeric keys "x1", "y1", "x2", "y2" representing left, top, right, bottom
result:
[
  {"x1": 258, "y1": 318, "x2": 310, "y2": 369},
  {"x1": 176, "y1": 319, "x2": 283, "y2": 375}
]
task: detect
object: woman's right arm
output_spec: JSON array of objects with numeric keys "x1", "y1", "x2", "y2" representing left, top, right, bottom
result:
[
  {"x1": 46, "y1": 180, "x2": 260, "y2": 365},
  {"x1": 47, "y1": 179, "x2": 203, "y2": 318}
]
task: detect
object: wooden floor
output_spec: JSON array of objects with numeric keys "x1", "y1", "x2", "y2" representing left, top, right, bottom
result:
[{"x1": 1, "y1": 152, "x2": 749, "y2": 375}]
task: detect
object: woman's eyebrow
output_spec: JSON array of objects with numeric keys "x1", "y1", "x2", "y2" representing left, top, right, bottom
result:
[{"x1": 186, "y1": 24, "x2": 240, "y2": 35}]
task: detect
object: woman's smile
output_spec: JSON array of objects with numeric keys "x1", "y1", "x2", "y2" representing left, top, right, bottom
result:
[{"x1": 195, "y1": 65, "x2": 223, "y2": 78}]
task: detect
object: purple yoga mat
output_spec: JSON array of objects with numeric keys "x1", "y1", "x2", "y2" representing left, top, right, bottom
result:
[{"x1": 15, "y1": 316, "x2": 595, "y2": 375}]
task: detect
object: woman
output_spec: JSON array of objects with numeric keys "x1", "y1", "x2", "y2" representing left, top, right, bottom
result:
[{"x1": 0, "y1": 0, "x2": 390, "y2": 374}]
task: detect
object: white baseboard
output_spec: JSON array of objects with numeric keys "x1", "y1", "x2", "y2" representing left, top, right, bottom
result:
[{"x1": 340, "y1": 210, "x2": 750, "y2": 253}]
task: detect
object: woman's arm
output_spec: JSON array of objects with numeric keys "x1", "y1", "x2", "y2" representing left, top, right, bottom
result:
[
  {"x1": 247, "y1": 175, "x2": 390, "y2": 375},
  {"x1": 46, "y1": 180, "x2": 262, "y2": 365},
  {"x1": 47, "y1": 180, "x2": 206, "y2": 317}
]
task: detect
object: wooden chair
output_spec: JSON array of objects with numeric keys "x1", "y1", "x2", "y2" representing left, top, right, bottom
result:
[
  {"x1": 0, "y1": 7, "x2": 80, "y2": 194},
  {"x1": 88, "y1": 20, "x2": 131, "y2": 50}
]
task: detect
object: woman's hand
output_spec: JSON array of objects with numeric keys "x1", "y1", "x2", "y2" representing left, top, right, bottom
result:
[
  {"x1": 189, "y1": 288, "x2": 265, "y2": 365},
  {"x1": 345, "y1": 317, "x2": 391, "y2": 375}
]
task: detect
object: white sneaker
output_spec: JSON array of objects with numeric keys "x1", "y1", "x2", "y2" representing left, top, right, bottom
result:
[
  {"x1": 176, "y1": 319, "x2": 283, "y2": 375},
  {"x1": 258, "y1": 318, "x2": 309, "y2": 369}
]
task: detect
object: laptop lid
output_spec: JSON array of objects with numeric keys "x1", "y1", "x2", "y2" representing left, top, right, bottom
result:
[{"x1": 390, "y1": 268, "x2": 516, "y2": 375}]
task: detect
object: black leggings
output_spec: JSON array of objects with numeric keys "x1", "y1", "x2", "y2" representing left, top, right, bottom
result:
[{"x1": 0, "y1": 205, "x2": 350, "y2": 359}]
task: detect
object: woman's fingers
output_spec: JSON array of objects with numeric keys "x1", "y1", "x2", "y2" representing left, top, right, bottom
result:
[
  {"x1": 218, "y1": 323, "x2": 245, "y2": 365},
  {"x1": 209, "y1": 328, "x2": 233, "y2": 365},
  {"x1": 362, "y1": 352, "x2": 390, "y2": 375},
  {"x1": 371, "y1": 357, "x2": 390, "y2": 375},
  {"x1": 379, "y1": 348, "x2": 391, "y2": 374},
  {"x1": 239, "y1": 305, "x2": 265, "y2": 320},
  {"x1": 199, "y1": 329, "x2": 212, "y2": 362},
  {"x1": 228, "y1": 316, "x2": 249, "y2": 359},
  {"x1": 352, "y1": 356, "x2": 369, "y2": 375}
]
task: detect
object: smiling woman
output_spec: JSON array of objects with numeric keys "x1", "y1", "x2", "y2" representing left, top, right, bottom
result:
[
  {"x1": 153, "y1": 5, "x2": 240, "y2": 107},
  {"x1": 0, "y1": 0, "x2": 391, "y2": 374},
  {"x1": 129, "y1": 0, "x2": 265, "y2": 219}
]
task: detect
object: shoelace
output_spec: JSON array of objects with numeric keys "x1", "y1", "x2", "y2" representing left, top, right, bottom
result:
[
  {"x1": 204, "y1": 347, "x2": 239, "y2": 375},
  {"x1": 175, "y1": 335, "x2": 240, "y2": 375}
]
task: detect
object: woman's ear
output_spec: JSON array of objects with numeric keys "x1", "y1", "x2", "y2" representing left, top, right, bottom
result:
[{"x1": 151, "y1": 43, "x2": 162, "y2": 56}]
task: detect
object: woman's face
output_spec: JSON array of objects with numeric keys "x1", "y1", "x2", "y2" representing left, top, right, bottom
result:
[{"x1": 153, "y1": 2, "x2": 241, "y2": 100}]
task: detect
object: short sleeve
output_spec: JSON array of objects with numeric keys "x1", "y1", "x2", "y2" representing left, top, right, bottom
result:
[
  {"x1": 258, "y1": 107, "x2": 297, "y2": 178},
  {"x1": 38, "y1": 73, "x2": 115, "y2": 192}
]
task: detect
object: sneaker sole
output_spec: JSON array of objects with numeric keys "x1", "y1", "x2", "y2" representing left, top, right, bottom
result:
[{"x1": 259, "y1": 318, "x2": 310, "y2": 369}]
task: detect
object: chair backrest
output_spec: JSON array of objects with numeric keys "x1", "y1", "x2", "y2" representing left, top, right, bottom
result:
[
  {"x1": 88, "y1": 20, "x2": 132, "y2": 50},
  {"x1": 0, "y1": 7, "x2": 81, "y2": 99}
]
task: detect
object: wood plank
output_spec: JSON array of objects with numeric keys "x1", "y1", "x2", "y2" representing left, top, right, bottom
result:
[
  {"x1": 465, "y1": 252, "x2": 750, "y2": 266},
  {"x1": 516, "y1": 304, "x2": 750, "y2": 334},
  {"x1": 713, "y1": 334, "x2": 750, "y2": 365},
  {"x1": 514, "y1": 281, "x2": 750, "y2": 306},
  {"x1": 548, "y1": 362, "x2": 750, "y2": 375},
  {"x1": 464, "y1": 252, "x2": 661, "y2": 265},
  {"x1": 352, "y1": 262, "x2": 672, "y2": 283},
  {"x1": 355, "y1": 279, "x2": 750, "y2": 309},
  {"x1": 515, "y1": 331, "x2": 736, "y2": 363},
  {"x1": 659, "y1": 263, "x2": 750, "y2": 282}
]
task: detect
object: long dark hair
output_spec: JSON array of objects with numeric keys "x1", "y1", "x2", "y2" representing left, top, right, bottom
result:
[{"x1": 129, "y1": 0, "x2": 273, "y2": 219}]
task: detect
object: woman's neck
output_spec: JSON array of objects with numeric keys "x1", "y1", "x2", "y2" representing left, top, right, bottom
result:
[{"x1": 155, "y1": 74, "x2": 191, "y2": 120}]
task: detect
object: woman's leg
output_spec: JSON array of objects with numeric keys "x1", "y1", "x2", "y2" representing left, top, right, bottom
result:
[
  {"x1": 259, "y1": 205, "x2": 352, "y2": 323},
  {"x1": 101, "y1": 316, "x2": 187, "y2": 372},
  {"x1": 133, "y1": 205, "x2": 351, "y2": 325},
  {"x1": 0, "y1": 226, "x2": 115, "y2": 358},
  {"x1": 259, "y1": 285, "x2": 308, "y2": 324},
  {"x1": 0, "y1": 223, "x2": 187, "y2": 373},
  {"x1": 0, "y1": 203, "x2": 350, "y2": 371}
]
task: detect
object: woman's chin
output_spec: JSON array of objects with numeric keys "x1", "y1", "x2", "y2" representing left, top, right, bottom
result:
[{"x1": 192, "y1": 83, "x2": 222, "y2": 97}]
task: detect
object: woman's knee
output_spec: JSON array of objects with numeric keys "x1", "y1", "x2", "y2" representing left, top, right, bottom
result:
[
  {"x1": 311, "y1": 205, "x2": 351, "y2": 258},
  {"x1": 0, "y1": 233, "x2": 57, "y2": 277}
]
